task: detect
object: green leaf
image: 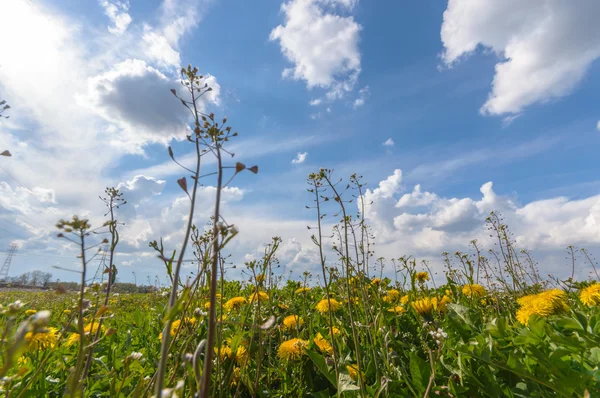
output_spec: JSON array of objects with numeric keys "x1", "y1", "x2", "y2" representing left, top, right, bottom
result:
[
  {"x1": 306, "y1": 348, "x2": 336, "y2": 387},
  {"x1": 409, "y1": 351, "x2": 430, "y2": 394}
]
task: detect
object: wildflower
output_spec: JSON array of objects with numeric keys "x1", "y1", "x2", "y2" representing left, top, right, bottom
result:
[
  {"x1": 224, "y1": 297, "x2": 248, "y2": 311},
  {"x1": 25, "y1": 309, "x2": 37, "y2": 316},
  {"x1": 194, "y1": 307, "x2": 207, "y2": 317},
  {"x1": 256, "y1": 274, "x2": 266, "y2": 282},
  {"x1": 249, "y1": 291, "x2": 268, "y2": 303},
  {"x1": 412, "y1": 298, "x2": 433, "y2": 316},
  {"x1": 63, "y1": 309, "x2": 72, "y2": 315},
  {"x1": 329, "y1": 326, "x2": 341, "y2": 337},
  {"x1": 313, "y1": 333, "x2": 333, "y2": 355},
  {"x1": 295, "y1": 287, "x2": 311, "y2": 294},
  {"x1": 462, "y1": 284, "x2": 487, "y2": 298},
  {"x1": 277, "y1": 338, "x2": 308, "y2": 360},
  {"x1": 215, "y1": 346, "x2": 233, "y2": 362},
  {"x1": 315, "y1": 298, "x2": 341, "y2": 314},
  {"x1": 383, "y1": 289, "x2": 401, "y2": 303},
  {"x1": 371, "y1": 278, "x2": 382, "y2": 286},
  {"x1": 415, "y1": 272, "x2": 429, "y2": 283},
  {"x1": 158, "y1": 318, "x2": 193, "y2": 341},
  {"x1": 346, "y1": 364, "x2": 362, "y2": 381},
  {"x1": 25, "y1": 327, "x2": 58, "y2": 350},
  {"x1": 432, "y1": 295, "x2": 451, "y2": 312},
  {"x1": 235, "y1": 346, "x2": 248, "y2": 366},
  {"x1": 282, "y1": 315, "x2": 304, "y2": 330},
  {"x1": 401, "y1": 295, "x2": 409, "y2": 305},
  {"x1": 580, "y1": 284, "x2": 600, "y2": 307},
  {"x1": 516, "y1": 289, "x2": 568, "y2": 325},
  {"x1": 231, "y1": 367, "x2": 241, "y2": 386},
  {"x1": 32, "y1": 310, "x2": 51, "y2": 326},
  {"x1": 388, "y1": 306, "x2": 406, "y2": 314}
]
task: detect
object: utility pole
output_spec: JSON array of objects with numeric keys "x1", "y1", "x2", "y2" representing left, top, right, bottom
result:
[{"x1": 0, "y1": 244, "x2": 18, "y2": 281}]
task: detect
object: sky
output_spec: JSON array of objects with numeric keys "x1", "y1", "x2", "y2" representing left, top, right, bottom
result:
[{"x1": 1, "y1": 0, "x2": 600, "y2": 286}]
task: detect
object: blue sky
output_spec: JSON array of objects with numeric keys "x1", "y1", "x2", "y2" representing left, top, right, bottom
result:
[{"x1": 1, "y1": 0, "x2": 600, "y2": 285}]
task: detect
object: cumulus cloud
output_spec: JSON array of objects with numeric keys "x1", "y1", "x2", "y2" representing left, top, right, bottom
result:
[
  {"x1": 441, "y1": 0, "x2": 600, "y2": 115},
  {"x1": 80, "y1": 59, "x2": 220, "y2": 152},
  {"x1": 383, "y1": 138, "x2": 394, "y2": 147},
  {"x1": 100, "y1": 0, "x2": 132, "y2": 35},
  {"x1": 360, "y1": 170, "x2": 600, "y2": 267},
  {"x1": 270, "y1": 0, "x2": 361, "y2": 99},
  {"x1": 309, "y1": 98, "x2": 322, "y2": 106},
  {"x1": 291, "y1": 152, "x2": 308, "y2": 164}
]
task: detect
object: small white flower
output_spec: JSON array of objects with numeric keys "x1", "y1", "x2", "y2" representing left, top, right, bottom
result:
[{"x1": 32, "y1": 310, "x2": 51, "y2": 326}]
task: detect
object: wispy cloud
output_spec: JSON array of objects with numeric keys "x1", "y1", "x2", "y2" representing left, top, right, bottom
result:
[{"x1": 291, "y1": 152, "x2": 307, "y2": 164}]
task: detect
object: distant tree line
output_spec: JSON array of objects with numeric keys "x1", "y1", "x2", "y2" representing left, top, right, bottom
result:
[{"x1": 3, "y1": 270, "x2": 53, "y2": 287}]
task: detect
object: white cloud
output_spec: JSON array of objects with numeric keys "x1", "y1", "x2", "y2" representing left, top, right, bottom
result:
[
  {"x1": 291, "y1": 152, "x2": 308, "y2": 164},
  {"x1": 353, "y1": 85, "x2": 369, "y2": 108},
  {"x1": 441, "y1": 0, "x2": 600, "y2": 115},
  {"x1": 597, "y1": 120, "x2": 600, "y2": 131},
  {"x1": 270, "y1": 0, "x2": 361, "y2": 99},
  {"x1": 309, "y1": 98, "x2": 322, "y2": 106},
  {"x1": 142, "y1": 0, "x2": 213, "y2": 67},
  {"x1": 80, "y1": 59, "x2": 220, "y2": 152},
  {"x1": 100, "y1": 0, "x2": 132, "y2": 35},
  {"x1": 383, "y1": 138, "x2": 394, "y2": 147}
]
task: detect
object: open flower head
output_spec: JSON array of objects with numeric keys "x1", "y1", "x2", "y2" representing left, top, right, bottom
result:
[
  {"x1": 346, "y1": 364, "x2": 362, "y2": 381},
  {"x1": 315, "y1": 298, "x2": 341, "y2": 314},
  {"x1": 412, "y1": 297, "x2": 433, "y2": 316},
  {"x1": 313, "y1": 333, "x2": 333, "y2": 355},
  {"x1": 295, "y1": 287, "x2": 311, "y2": 294},
  {"x1": 277, "y1": 338, "x2": 308, "y2": 360},
  {"x1": 580, "y1": 284, "x2": 600, "y2": 307},
  {"x1": 249, "y1": 291, "x2": 269, "y2": 303},
  {"x1": 415, "y1": 272, "x2": 429, "y2": 283},
  {"x1": 282, "y1": 315, "x2": 304, "y2": 330},
  {"x1": 462, "y1": 284, "x2": 487, "y2": 298},
  {"x1": 388, "y1": 306, "x2": 406, "y2": 314},
  {"x1": 516, "y1": 289, "x2": 568, "y2": 325},
  {"x1": 224, "y1": 297, "x2": 247, "y2": 311},
  {"x1": 25, "y1": 327, "x2": 58, "y2": 350},
  {"x1": 383, "y1": 289, "x2": 401, "y2": 303}
]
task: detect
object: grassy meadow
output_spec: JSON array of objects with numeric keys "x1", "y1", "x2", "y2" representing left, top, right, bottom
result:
[{"x1": 2, "y1": 68, "x2": 600, "y2": 398}]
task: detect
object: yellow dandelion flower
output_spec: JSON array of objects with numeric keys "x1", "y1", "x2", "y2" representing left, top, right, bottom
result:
[
  {"x1": 314, "y1": 333, "x2": 333, "y2": 355},
  {"x1": 415, "y1": 272, "x2": 429, "y2": 283},
  {"x1": 25, "y1": 327, "x2": 58, "y2": 350},
  {"x1": 346, "y1": 364, "x2": 362, "y2": 381},
  {"x1": 371, "y1": 278, "x2": 382, "y2": 285},
  {"x1": 278, "y1": 303, "x2": 289, "y2": 310},
  {"x1": 412, "y1": 297, "x2": 433, "y2": 316},
  {"x1": 383, "y1": 289, "x2": 401, "y2": 303},
  {"x1": 315, "y1": 298, "x2": 341, "y2": 314},
  {"x1": 330, "y1": 326, "x2": 341, "y2": 337},
  {"x1": 224, "y1": 297, "x2": 248, "y2": 312},
  {"x1": 215, "y1": 346, "x2": 233, "y2": 362},
  {"x1": 25, "y1": 309, "x2": 37, "y2": 316},
  {"x1": 63, "y1": 309, "x2": 72, "y2": 315},
  {"x1": 256, "y1": 274, "x2": 266, "y2": 282},
  {"x1": 295, "y1": 287, "x2": 311, "y2": 294},
  {"x1": 462, "y1": 284, "x2": 487, "y2": 298},
  {"x1": 204, "y1": 301, "x2": 211, "y2": 310},
  {"x1": 277, "y1": 338, "x2": 308, "y2": 360},
  {"x1": 401, "y1": 295, "x2": 409, "y2": 305},
  {"x1": 388, "y1": 306, "x2": 406, "y2": 314},
  {"x1": 516, "y1": 289, "x2": 568, "y2": 325},
  {"x1": 235, "y1": 345, "x2": 248, "y2": 366},
  {"x1": 249, "y1": 291, "x2": 269, "y2": 303},
  {"x1": 282, "y1": 315, "x2": 304, "y2": 330},
  {"x1": 231, "y1": 367, "x2": 241, "y2": 386},
  {"x1": 580, "y1": 284, "x2": 600, "y2": 307},
  {"x1": 432, "y1": 295, "x2": 451, "y2": 312}
]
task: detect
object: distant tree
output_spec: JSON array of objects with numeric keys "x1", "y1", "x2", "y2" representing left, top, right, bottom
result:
[
  {"x1": 16, "y1": 272, "x2": 30, "y2": 285},
  {"x1": 41, "y1": 272, "x2": 52, "y2": 288}
]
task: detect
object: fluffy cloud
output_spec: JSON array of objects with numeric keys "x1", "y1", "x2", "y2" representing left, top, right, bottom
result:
[
  {"x1": 383, "y1": 138, "x2": 394, "y2": 147},
  {"x1": 100, "y1": 0, "x2": 132, "y2": 35},
  {"x1": 441, "y1": 0, "x2": 600, "y2": 115},
  {"x1": 80, "y1": 59, "x2": 220, "y2": 152},
  {"x1": 270, "y1": 0, "x2": 361, "y2": 99},
  {"x1": 292, "y1": 152, "x2": 308, "y2": 164},
  {"x1": 360, "y1": 170, "x2": 600, "y2": 279}
]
